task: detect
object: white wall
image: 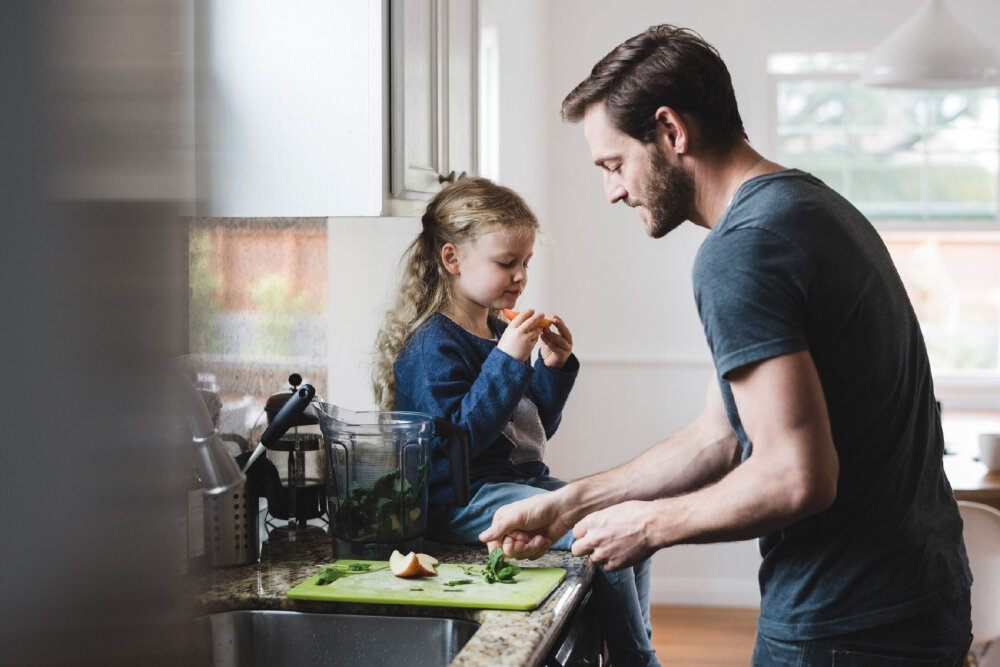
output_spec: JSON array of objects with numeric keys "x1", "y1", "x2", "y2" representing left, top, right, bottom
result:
[
  {"x1": 327, "y1": 0, "x2": 1000, "y2": 607},
  {"x1": 326, "y1": 215, "x2": 419, "y2": 411}
]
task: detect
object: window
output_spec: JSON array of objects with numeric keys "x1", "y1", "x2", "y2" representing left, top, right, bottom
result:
[
  {"x1": 186, "y1": 217, "x2": 328, "y2": 438},
  {"x1": 770, "y1": 53, "x2": 998, "y2": 221},
  {"x1": 768, "y1": 53, "x2": 1000, "y2": 417},
  {"x1": 884, "y1": 232, "x2": 1000, "y2": 372}
]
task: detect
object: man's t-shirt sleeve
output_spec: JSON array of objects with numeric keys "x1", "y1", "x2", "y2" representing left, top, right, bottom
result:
[{"x1": 693, "y1": 226, "x2": 812, "y2": 379}]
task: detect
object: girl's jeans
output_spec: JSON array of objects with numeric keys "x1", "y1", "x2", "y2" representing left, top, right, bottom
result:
[{"x1": 432, "y1": 476, "x2": 661, "y2": 667}]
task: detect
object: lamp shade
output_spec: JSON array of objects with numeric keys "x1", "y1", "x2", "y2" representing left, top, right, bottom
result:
[{"x1": 862, "y1": 0, "x2": 999, "y2": 88}]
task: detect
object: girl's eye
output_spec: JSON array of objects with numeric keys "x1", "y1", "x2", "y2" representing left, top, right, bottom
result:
[{"x1": 498, "y1": 260, "x2": 528, "y2": 270}]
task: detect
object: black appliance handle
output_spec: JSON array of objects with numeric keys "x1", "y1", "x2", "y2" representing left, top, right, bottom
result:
[
  {"x1": 433, "y1": 417, "x2": 470, "y2": 507},
  {"x1": 260, "y1": 383, "x2": 315, "y2": 448}
]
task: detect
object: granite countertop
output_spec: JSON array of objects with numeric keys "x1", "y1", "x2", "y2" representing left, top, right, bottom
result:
[{"x1": 189, "y1": 527, "x2": 595, "y2": 666}]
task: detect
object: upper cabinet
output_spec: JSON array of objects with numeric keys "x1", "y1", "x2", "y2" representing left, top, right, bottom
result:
[
  {"x1": 195, "y1": 2, "x2": 384, "y2": 217},
  {"x1": 389, "y1": 0, "x2": 479, "y2": 205},
  {"x1": 194, "y1": 1, "x2": 484, "y2": 217}
]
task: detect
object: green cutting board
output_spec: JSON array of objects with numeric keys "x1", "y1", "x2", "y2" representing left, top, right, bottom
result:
[{"x1": 286, "y1": 560, "x2": 566, "y2": 611}]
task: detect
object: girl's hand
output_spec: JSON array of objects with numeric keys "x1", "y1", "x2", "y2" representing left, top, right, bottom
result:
[
  {"x1": 540, "y1": 316, "x2": 573, "y2": 369},
  {"x1": 497, "y1": 309, "x2": 544, "y2": 363}
]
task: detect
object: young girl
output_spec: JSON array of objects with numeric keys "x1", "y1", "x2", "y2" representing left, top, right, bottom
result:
[{"x1": 373, "y1": 177, "x2": 659, "y2": 666}]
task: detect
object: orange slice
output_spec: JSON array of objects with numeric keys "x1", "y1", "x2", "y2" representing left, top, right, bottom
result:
[{"x1": 501, "y1": 308, "x2": 553, "y2": 329}]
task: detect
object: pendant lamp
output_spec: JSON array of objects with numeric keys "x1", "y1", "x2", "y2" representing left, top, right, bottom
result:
[{"x1": 861, "y1": 0, "x2": 999, "y2": 88}]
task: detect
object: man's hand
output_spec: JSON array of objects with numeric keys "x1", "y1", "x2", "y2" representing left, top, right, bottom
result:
[
  {"x1": 479, "y1": 489, "x2": 575, "y2": 559},
  {"x1": 484, "y1": 529, "x2": 551, "y2": 560},
  {"x1": 571, "y1": 500, "x2": 658, "y2": 571}
]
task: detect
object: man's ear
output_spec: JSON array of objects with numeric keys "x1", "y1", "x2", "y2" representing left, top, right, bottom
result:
[
  {"x1": 653, "y1": 106, "x2": 689, "y2": 155},
  {"x1": 441, "y1": 242, "x2": 460, "y2": 275}
]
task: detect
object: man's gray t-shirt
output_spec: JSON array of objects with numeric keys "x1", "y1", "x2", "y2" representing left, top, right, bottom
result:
[{"x1": 693, "y1": 169, "x2": 971, "y2": 641}]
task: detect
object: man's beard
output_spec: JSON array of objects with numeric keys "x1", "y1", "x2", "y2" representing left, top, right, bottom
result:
[{"x1": 638, "y1": 146, "x2": 695, "y2": 239}]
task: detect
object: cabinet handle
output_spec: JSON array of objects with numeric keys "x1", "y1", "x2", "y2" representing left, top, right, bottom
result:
[{"x1": 437, "y1": 171, "x2": 467, "y2": 185}]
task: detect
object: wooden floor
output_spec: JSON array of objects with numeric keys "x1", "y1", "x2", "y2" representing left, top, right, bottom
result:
[{"x1": 649, "y1": 605, "x2": 759, "y2": 666}]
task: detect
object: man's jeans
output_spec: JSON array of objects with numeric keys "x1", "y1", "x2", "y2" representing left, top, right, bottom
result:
[{"x1": 753, "y1": 594, "x2": 972, "y2": 666}]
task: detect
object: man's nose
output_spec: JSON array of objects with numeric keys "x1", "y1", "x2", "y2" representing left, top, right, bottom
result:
[{"x1": 604, "y1": 175, "x2": 627, "y2": 204}]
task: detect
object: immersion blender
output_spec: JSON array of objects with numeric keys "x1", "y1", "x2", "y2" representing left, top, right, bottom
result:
[{"x1": 241, "y1": 383, "x2": 316, "y2": 473}]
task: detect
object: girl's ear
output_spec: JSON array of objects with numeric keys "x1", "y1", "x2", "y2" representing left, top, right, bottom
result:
[{"x1": 441, "y1": 242, "x2": 461, "y2": 275}]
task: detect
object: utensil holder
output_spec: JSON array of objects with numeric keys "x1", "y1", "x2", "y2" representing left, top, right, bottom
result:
[{"x1": 204, "y1": 480, "x2": 259, "y2": 567}]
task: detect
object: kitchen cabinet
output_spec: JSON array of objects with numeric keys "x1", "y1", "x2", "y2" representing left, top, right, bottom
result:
[
  {"x1": 389, "y1": 0, "x2": 478, "y2": 205},
  {"x1": 194, "y1": 2, "x2": 482, "y2": 216},
  {"x1": 195, "y1": 2, "x2": 381, "y2": 217}
]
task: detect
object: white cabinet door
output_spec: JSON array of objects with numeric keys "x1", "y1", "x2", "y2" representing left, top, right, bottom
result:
[
  {"x1": 446, "y1": 0, "x2": 477, "y2": 185},
  {"x1": 390, "y1": 0, "x2": 478, "y2": 202}
]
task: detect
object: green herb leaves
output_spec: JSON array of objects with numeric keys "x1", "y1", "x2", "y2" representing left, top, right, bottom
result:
[
  {"x1": 483, "y1": 548, "x2": 521, "y2": 584},
  {"x1": 443, "y1": 579, "x2": 474, "y2": 587},
  {"x1": 315, "y1": 561, "x2": 384, "y2": 585},
  {"x1": 456, "y1": 549, "x2": 522, "y2": 584},
  {"x1": 328, "y1": 465, "x2": 428, "y2": 543}
]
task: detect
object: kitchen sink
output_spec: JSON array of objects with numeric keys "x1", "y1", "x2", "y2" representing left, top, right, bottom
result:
[{"x1": 193, "y1": 610, "x2": 480, "y2": 667}]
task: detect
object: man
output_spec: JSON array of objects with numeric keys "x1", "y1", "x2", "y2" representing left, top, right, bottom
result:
[{"x1": 480, "y1": 24, "x2": 973, "y2": 665}]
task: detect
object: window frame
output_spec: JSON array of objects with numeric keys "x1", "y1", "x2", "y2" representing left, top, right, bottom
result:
[{"x1": 765, "y1": 59, "x2": 1000, "y2": 412}]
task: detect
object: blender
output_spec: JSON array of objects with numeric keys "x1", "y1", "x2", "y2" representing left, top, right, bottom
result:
[{"x1": 312, "y1": 402, "x2": 470, "y2": 559}]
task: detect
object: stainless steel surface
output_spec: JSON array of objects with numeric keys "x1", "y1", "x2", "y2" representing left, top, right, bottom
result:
[
  {"x1": 179, "y1": 369, "x2": 245, "y2": 495},
  {"x1": 203, "y1": 482, "x2": 259, "y2": 567},
  {"x1": 193, "y1": 610, "x2": 479, "y2": 667},
  {"x1": 549, "y1": 589, "x2": 604, "y2": 666}
]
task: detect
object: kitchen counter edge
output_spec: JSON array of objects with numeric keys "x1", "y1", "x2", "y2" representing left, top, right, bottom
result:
[{"x1": 187, "y1": 531, "x2": 596, "y2": 667}]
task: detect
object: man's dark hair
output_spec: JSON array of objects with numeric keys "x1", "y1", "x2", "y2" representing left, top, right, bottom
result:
[{"x1": 561, "y1": 25, "x2": 747, "y2": 150}]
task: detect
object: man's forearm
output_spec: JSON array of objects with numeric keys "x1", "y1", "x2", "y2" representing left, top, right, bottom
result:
[
  {"x1": 643, "y1": 352, "x2": 841, "y2": 550},
  {"x1": 560, "y1": 418, "x2": 739, "y2": 526},
  {"x1": 644, "y1": 434, "x2": 838, "y2": 550}
]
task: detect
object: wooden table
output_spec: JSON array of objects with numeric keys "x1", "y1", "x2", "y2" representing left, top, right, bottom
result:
[{"x1": 943, "y1": 454, "x2": 1000, "y2": 511}]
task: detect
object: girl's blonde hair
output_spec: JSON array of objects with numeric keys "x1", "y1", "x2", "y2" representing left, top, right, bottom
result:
[{"x1": 372, "y1": 177, "x2": 539, "y2": 409}]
